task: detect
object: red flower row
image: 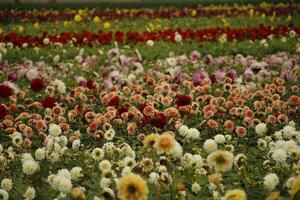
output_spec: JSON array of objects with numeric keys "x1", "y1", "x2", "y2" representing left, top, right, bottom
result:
[
  {"x1": 0, "y1": 25, "x2": 298, "y2": 47},
  {"x1": 0, "y1": 5, "x2": 299, "y2": 23}
]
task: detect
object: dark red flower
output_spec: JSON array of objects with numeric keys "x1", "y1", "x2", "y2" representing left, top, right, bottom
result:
[
  {"x1": 138, "y1": 103, "x2": 147, "y2": 112},
  {"x1": 150, "y1": 112, "x2": 167, "y2": 129},
  {"x1": 79, "y1": 82, "x2": 87, "y2": 87},
  {"x1": 175, "y1": 94, "x2": 192, "y2": 106},
  {"x1": 7, "y1": 72, "x2": 18, "y2": 82},
  {"x1": 226, "y1": 70, "x2": 237, "y2": 82},
  {"x1": 117, "y1": 104, "x2": 128, "y2": 115},
  {"x1": 30, "y1": 78, "x2": 44, "y2": 92},
  {"x1": 86, "y1": 80, "x2": 95, "y2": 90},
  {"x1": 210, "y1": 74, "x2": 217, "y2": 84},
  {"x1": 0, "y1": 104, "x2": 8, "y2": 118},
  {"x1": 41, "y1": 96, "x2": 56, "y2": 108},
  {"x1": 107, "y1": 96, "x2": 120, "y2": 107},
  {"x1": 0, "y1": 84, "x2": 13, "y2": 98}
]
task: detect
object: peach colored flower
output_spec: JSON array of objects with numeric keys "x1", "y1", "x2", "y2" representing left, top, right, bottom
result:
[
  {"x1": 277, "y1": 114, "x2": 288, "y2": 124},
  {"x1": 289, "y1": 95, "x2": 300, "y2": 106},
  {"x1": 207, "y1": 119, "x2": 218, "y2": 129},
  {"x1": 244, "y1": 117, "x2": 254, "y2": 127},
  {"x1": 224, "y1": 120, "x2": 234, "y2": 133},
  {"x1": 127, "y1": 123, "x2": 137, "y2": 135},
  {"x1": 23, "y1": 138, "x2": 32, "y2": 148},
  {"x1": 291, "y1": 86, "x2": 299, "y2": 93},
  {"x1": 276, "y1": 86, "x2": 286, "y2": 94},
  {"x1": 267, "y1": 115, "x2": 277, "y2": 124},
  {"x1": 23, "y1": 126, "x2": 33, "y2": 137},
  {"x1": 236, "y1": 126, "x2": 247, "y2": 137}
]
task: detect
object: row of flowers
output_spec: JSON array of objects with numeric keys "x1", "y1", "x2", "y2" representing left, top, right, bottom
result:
[
  {"x1": 0, "y1": 24, "x2": 299, "y2": 47},
  {"x1": 0, "y1": 4, "x2": 299, "y2": 23},
  {"x1": 0, "y1": 47, "x2": 300, "y2": 199}
]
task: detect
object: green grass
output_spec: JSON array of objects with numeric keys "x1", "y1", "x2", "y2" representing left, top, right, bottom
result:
[{"x1": 2, "y1": 36, "x2": 299, "y2": 64}]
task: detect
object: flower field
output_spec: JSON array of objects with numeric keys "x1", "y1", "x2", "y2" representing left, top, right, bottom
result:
[{"x1": 0, "y1": 2, "x2": 300, "y2": 200}]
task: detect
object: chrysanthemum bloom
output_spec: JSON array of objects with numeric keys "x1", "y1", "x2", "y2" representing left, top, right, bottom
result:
[
  {"x1": 289, "y1": 95, "x2": 300, "y2": 107},
  {"x1": 30, "y1": 78, "x2": 44, "y2": 92},
  {"x1": 208, "y1": 173, "x2": 222, "y2": 185},
  {"x1": 224, "y1": 120, "x2": 234, "y2": 132},
  {"x1": 143, "y1": 105, "x2": 155, "y2": 117},
  {"x1": 144, "y1": 134, "x2": 159, "y2": 148},
  {"x1": 107, "y1": 96, "x2": 120, "y2": 107},
  {"x1": 277, "y1": 114, "x2": 288, "y2": 124},
  {"x1": 289, "y1": 176, "x2": 300, "y2": 200},
  {"x1": 243, "y1": 117, "x2": 254, "y2": 127},
  {"x1": 291, "y1": 86, "x2": 299, "y2": 93},
  {"x1": 154, "y1": 133, "x2": 175, "y2": 154},
  {"x1": 175, "y1": 94, "x2": 192, "y2": 106},
  {"x1": 149, "y1": 112, "x2": 167, "y2": 129},
  {"x1": 204, "y1": 110, "x2": 214, "y2": 118},
  {"x1": 3, "y1": 119, "x2": 13, "y2": 127},
  {"x1": 266, "y1": 115, "x2": 277, "y2": 124},
  {"x1": 222, "y1": 189, "x2": 247, "y2": 200},
  {"x1": 0, "y1": 84, "x2": 13, "y2": 98},
  {"x1": 161, "y1": 97, "x2": 172, "y2": 107},
  {"x1": 0, "y1": 105, "x2": 8, "y2": 119},
  {"x1": 137, "y1": 134, "x2": 145, "y2": 142},
  {"x1": 127, "y1": 123, "x2": 136, "y2": 135},
  {"x1": 41, "y1": 97, "x2": 56, "y2": 108},
  {"x1": 117, "y1": 173, "x2": 148, "y2": 200},
  {"x1": 207, "y1": 150, "x2": 234, "y2": 172},
  {"x1": 235, "y1": 126, "x2": 247, "y2": 137},
  {"x1": 23, "y1": 126, "x2": 33, "y2": 137},
  {"x1": 165, "y1": 107, "x2": 179, "y2": 118},
  {"x1": 207, "y1": 119, "x2": 218, "y2": 129},
  {"x1": 140, "y1": 158, "x2": 154, "y2": 172},
  {"x1": 70, "y1": 187, "x2": 86, "y2": 200},
  {"x1": 244, "y1": 109, "x2": 254, "y2": 118}
]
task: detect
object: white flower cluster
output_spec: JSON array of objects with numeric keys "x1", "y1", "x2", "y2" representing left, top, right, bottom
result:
[
  {"x1": 1, "y1": 178, "x2": 13, "y2": 191},
  {"x1": 255, "y1": 123, "x2": 268, "y2": 136},
  {"x1": 174, "y1": 32, "x2": 182, "y2": 43},
  {"x1": 23, "y1": 186, "x2": 36, "y2": 200},
  {"x1": 181, "y1": 153, "x2": 204, "y2": 169},
  {"x1": 22, "y1": 153, "x2": 39, "y2": 175},
  {"x1": 281, "y1": 122, "x2": 299, "y2": 140},
  {"x1": 72, "y1": 139, "x2": 81, "y2": 151},
  {"x1": 26, "y1": 68, "x2": 39, "y2": 81},
  {"x1": 51, "y1": 79, "x2": 66, "y2": 94},
  {"x1": 179, "y1": 125, "x2": 200, "y2": 140},
  {"x1": 263, "y1": 173, "x2": 279, "y2": 191},
  {"x1": 104, "y1": 129, "x2": 115, "y2": 141},
  {"x1": 48, "y1": 167, "x2": 82, "y2": 193},
  {"x1": 203, "y1": 139, "x2": 218, "y2": 153},
  {"x1": 268, "y1": 122, "x2": 300, "y2": 164},
  {"x1": 91, "y1": 148, "x2": 104, "y2": 161},
  {"x1": 10, "y1": 131, "x2": 23, "y2": 147},
  {"x1": 45, "y1": 124, "x2": 68, "y2": 162}
]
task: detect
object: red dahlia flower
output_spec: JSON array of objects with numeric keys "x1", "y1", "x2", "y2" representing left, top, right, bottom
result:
[
  {"x1": 138, "y1": 103, "x2": 147, "y2": 112},
  {"x1": 0, "y1": 84, "x2": 13, "y2": 98},
  {"x1": 41, "y1": 96, "x2": 56, "y2": 108},
  {"x1": 86, "y1": 80, "x2": 95, "y2": 90},
  {"x1": 117, "y1": 105, "x2": 128, "y2": 115},
  {"x1": 289, "y1": 95, "x2": 300, "y2": 106},
  {"x1": 7, "y1": 72, "x2": 18, "y2": 82},
  {"x1": 175, "y1": 94, "x2": 192, "y2": 106},
  {"x1": 0, "y1": 104, "x2": 8, "y2": 118},
  {"x1": 107, "y1": 96, "x2": 120, "y2": 107},
  {"x1": 30, "y1": 78, "x2": 44, "y2": 92},
  {"x1": 150, "y1": 112, "x2": 167, "y2": 129}
]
